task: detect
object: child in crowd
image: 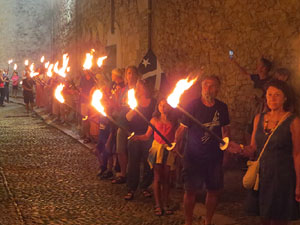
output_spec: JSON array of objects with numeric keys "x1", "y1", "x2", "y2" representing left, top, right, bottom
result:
[{"x1": 132, "y1": 99, "x2": 178, "y2": 216}]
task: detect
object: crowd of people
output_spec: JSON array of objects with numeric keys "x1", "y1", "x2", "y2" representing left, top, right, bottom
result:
[{"x1": 0, "y1": 56, "x2": 300, "y2": 225}]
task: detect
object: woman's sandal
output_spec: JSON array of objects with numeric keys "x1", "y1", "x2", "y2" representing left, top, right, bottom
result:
[
  {"x1": 154, "y1": 206, "x2": 164, "y2": 216},
  {"x1": 142, "y1": 190, "x2": 152, "y2": 198},
  {"x1": 124, "y1": 191, "x2": 134, "y2": 201},
  {"x1": 164, "y1": 206, "x2": 174, "y2": 215}
]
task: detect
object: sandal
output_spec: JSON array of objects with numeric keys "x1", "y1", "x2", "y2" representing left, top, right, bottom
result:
[
  {"x1": 142, "y1": 190, "x2": 152, "y2": 198},
  {"x1": 154, "y1": 206, "x2": 164, "y2": 216},
  {"x1": 111, "y1": 176, "x2": 126, "y2": 184},
  {"x1": 83, "y1": 138, "x2": 91, "y2": 144},
  {"x1": 124, "y1": 191, "x2": 134, "y2": 201},
  {"x1": 164, "y1": 206, "x2": 174, "y2": 215}
]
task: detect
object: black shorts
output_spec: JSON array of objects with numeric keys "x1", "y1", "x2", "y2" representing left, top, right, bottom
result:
[
  {"x1": 183, "y1": 160, "x2": 224, "y2": 191},
  {"x1": 23, "y1": 91, "x2": 34, "y2": 104}
]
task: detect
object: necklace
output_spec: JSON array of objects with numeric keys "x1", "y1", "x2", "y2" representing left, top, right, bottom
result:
[{"x1": 263, "y1": 119, "x2": 279, "y2": 135}]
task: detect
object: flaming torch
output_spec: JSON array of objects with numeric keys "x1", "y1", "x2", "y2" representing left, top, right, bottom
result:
[
  {"x1": 29, "y1": 63, "x2": 39, "y2": 78},
  {"x1": 91, "y1": 89, "x2": 134, "y2": 139},
  {"x1": 40, "y1": 56, "x2": 45, "y2": 63},
  {"x1": 54, "y1": 54, "x2": 69, "y2": 78},
  {"x1": 45, "y1": 61, "x2": 50, "y2": 69},
  {"x1": 167, "y1": 77, "x2": 229, "y2": 150},
  {"x1": 83, "y1": 53, "x2": 93, "y2": 70},
  {"x1": 8, "y1": 59, "x2": 13, "y2": 71},
  {"x1": 127, "y1": 88, "x2": 175, "y2": 150},
  {"x1": 24, "y1": 60, "x2": 29, "y2": 66},
  {"x1": 47, "y1": 64, "x2": 54, "y2": 77},
  {"x1": 54, "y1": 83, "x2": 65, "y2": 103},
  {"x1": 14, "y1": 64, "x2": 17, "y2": 71},
  {"x1": 97, "y1": 56, "x2": 107, "y2": 68}
]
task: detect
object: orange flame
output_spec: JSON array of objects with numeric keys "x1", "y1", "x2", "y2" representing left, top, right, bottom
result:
[
  {"x1": 8, "y1": 59, "x2": 13, "y2": 64},
  {"x1": 91, "y1": 90, "x2": 107, "y2": 117},
  {"x1": 53, "y1": 54, "x2": 69, "y2": 78},
  {"x1": 29, "y1": 63, "x2": 39, "y2": 78},
  {"x1": 40, "y1": 56, "x2": 45, "y2": 63},
  {"x1": 14, "y1": 64, "x2": 17, "y2": 70},
  {"x1": 97, "y1": 56, "x2": 107, "y2": 68},
  {"x1": 24, "y1": 60, "x2": 29, "y2": 66},
  {"x1": 45, "y1": 61, "x2": 50, "y2": 69},
  {"x1": 127, "y1": 89, "x2": 137, "y2": 110},
  {"x1": 167, "y1": 77, "x2": 197, "y2": 108},
  {"x1": 83, "y1": 53, "x2": 93, "y2": 70},
  {"x1": 47, "y1": 64, "x2": 54, "y2": 77},
  {"x1": 54, "y1": 83, "x2": 65, "y2": 103}
]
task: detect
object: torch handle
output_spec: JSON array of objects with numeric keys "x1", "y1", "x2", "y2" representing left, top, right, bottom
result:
[
  {"x1": 106, "y1": 115, "x2": 132, "y2": 136},
  {"x1": 178, "y1": 105, "x2": 225, "y2": 145},
  {"x1": 135, "y1": 109, "x2": 172, "y2": 147}
]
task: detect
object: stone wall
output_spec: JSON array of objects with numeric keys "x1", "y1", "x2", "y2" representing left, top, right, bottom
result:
[
  {"x1": 52, "y1": 0, "x2": 300, "y2": 141},
  {"x1": 0, "y1": 0, "x2": 52, "y2": 75},
  {"x1": 2, "y1": 0, "x2": 300, "y2": 141}
]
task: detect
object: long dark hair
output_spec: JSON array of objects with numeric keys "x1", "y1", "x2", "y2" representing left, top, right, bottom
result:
[{"x1": 152, "y1": 98, "x2": 179, "y2": 127}]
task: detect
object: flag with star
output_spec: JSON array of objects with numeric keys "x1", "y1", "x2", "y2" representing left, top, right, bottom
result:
[{"x1": 138, "y1": 49, "x2": 167, "y2": 94}]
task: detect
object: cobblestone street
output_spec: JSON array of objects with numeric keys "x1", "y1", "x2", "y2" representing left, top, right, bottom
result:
[
  {"x1": 0, "y1": 103, "x2": 187, "y2": 225},
  {"x1": 1, "y1": 103, "x2": 300, "y2": 225}
]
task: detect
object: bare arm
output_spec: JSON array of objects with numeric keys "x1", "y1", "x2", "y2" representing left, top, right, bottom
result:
[
  {"x1": 230, "y1": 58, "x2": 251, "y2": 77},
  {"x1": 291, "y1": 117, "x2": 300, "y2": 202},
  {"x1": 222, "y1": 125, "x2": 230, "y2": 139},
  {"x1": 132, "y1": 118, "x2": 155, "y2": 141},
  {"x1": 174, "y1": 123, "x2": 187, "y2": 143}
]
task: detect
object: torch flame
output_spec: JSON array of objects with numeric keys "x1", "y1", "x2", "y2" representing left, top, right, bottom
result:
[
  {"x1": 167, "y1": 77, "x2": 197, "y2": 108},
  {"x1": 47, "y1": 64, "x2": 54, "y2": 77},
  {"x1": 97, "y1": 56, "x2": 107, "y2": 68},
  {"x1": 45, "y1": 61, "x2": 50, "y2": 69},
  {"x1": 91, "y1": 89, "x2": 107, "y2": 117},
  {"x1": 14, "y1": 64, "x2": 17, "y2": 70},
  {"x1": 40, "y1": 56, "x2": 45, "y2": 63},
  {"x1": 29, "y1": 63, "x2": 39, "y2": 78},
  {"x1": 83, "y1": 53, "x2": 93, "y2": 70},
  {"x1": 8, "y1": 59, "x2": 13, "y2": 64},
  {"x1": 127, "y1": 88, "x2": 138, "y2": 110},
  {"x1": 24, "y1": 60, "x2": 29, "y2": 66},
  {"x1": 53, "y1": 54, "x2": 69, "y2": 78},
  {"x1": 54, "y1": 83, "x2": 65, "y2": 103}
]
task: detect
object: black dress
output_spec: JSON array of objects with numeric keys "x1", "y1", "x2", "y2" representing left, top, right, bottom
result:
[{"x1": 245, "y1": 113, "x2": 299, "y2": 220}]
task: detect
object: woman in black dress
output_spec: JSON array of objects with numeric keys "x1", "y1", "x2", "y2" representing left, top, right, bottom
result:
[{"x1": 230, "y1": 80, "x2": 300, "y2": 225}]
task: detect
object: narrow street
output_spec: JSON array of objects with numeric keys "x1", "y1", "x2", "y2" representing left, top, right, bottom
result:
[{"x1": 0, "y1": 103, "x2": 185, "y2": 225}]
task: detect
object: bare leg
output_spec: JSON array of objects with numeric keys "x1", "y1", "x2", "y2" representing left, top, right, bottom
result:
[
  {"x1": 162, "y1": 165, "x2": 170, "y2": 208},
  {"x1": 184, "y1": 190, "x2": 197, "y2": 225},
  {"x1": 205, "y1": 190, "x2": 221, "y2": 225},
  {"x1": 118, "y1": 152, "x2": 128, "y2": 177},
  {"x1": 153, "y1": 164, "x2": 162, "y2": 208}
]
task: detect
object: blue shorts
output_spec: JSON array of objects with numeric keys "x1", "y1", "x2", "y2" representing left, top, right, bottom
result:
[{"x1": 183, "y1": 160, "x2": 224, "y2": 191}]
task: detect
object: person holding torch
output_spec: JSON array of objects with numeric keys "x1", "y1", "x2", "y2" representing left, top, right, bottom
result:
[{"x1": 174, "y1": 75, "x2": 230, "y2": 225}]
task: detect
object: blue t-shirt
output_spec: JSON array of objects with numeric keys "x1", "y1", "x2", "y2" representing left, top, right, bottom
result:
[{"x1": 182, "y1": 97, "x2": 229, "y2": 163}]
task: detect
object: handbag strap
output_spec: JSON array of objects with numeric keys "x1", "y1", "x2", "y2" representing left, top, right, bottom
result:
[{"x1": 256, "y1": 112, "x2": 291, "y2": 161}]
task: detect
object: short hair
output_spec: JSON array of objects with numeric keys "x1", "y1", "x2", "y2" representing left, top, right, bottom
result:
[
  {"x1": 125, "y1": 66, "x2": 139, "y2": 77},
  {"x1": 111, "y1": 68, "x2": 123, "y2": 78},
  {"x1": 265, "y1": 79, "x2": 292, "y2": 111},
  {"x1": 201, "y1": 74, "x2": 221, "y2": 86},
  {"x1": 261, "y1": 57, "x2": 272, "y2": 73},
  {"x1": 275, "y1": 68, "x2": 291, "y2": 79}
]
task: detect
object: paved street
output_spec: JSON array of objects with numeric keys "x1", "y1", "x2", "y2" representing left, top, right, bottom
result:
[{"x1": 1, "y1": 103, "x2": 299, "y2": 225}]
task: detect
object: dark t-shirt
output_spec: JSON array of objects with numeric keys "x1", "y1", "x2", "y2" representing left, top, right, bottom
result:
[
  {"x1": 22, "y1": 78, "x2": 35, "y2": 93},
  {"x1": 250, "y1": 74, "x2": 271, "y2": 93},
  {"x1": 128, "y1": 98, "x2": 156, "y2": 135},
  {"x1": 79, "y1": 76, "x2": 95, "y2": 103},
  {"x1": 182, "y1": 97, "x2": 230, "y2": 163}
]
